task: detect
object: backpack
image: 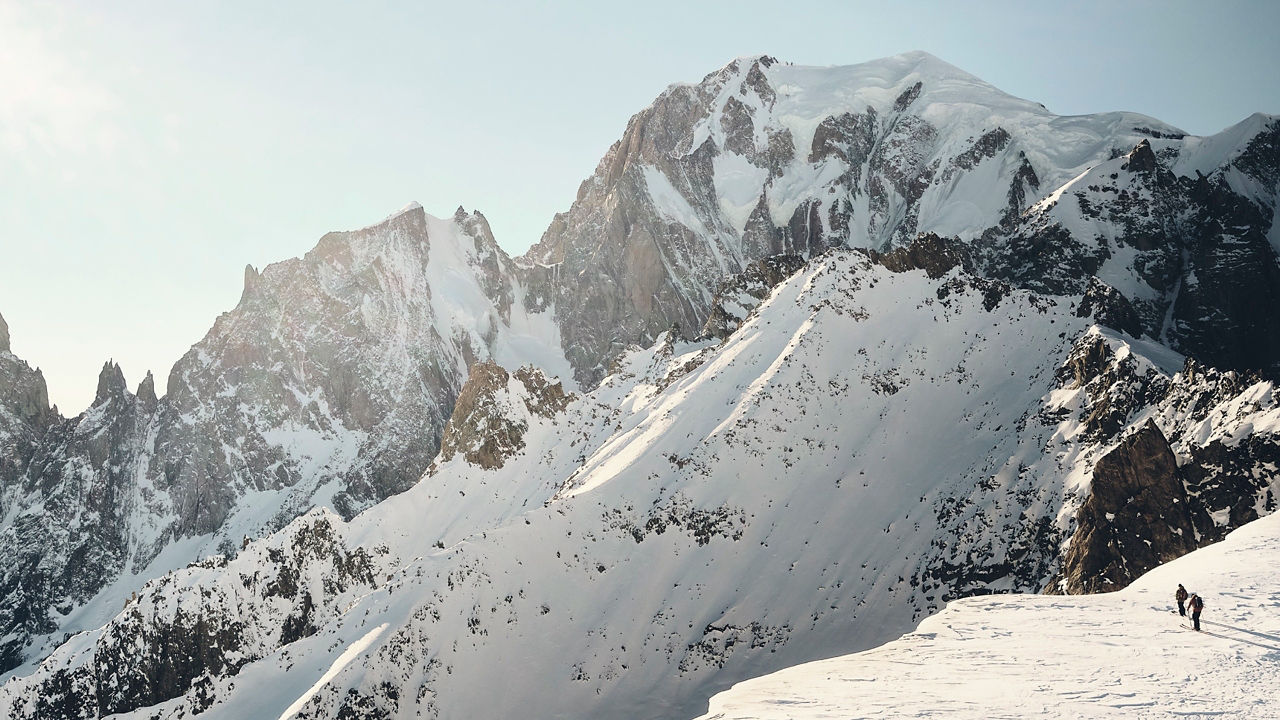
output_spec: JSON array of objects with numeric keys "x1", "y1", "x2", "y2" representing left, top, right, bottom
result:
[{"x1": 1190, "y1": 595, "x2": 1204, "y2": 611}]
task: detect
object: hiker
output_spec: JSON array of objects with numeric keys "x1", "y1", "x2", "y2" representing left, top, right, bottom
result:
[
  {"x1": 1176, "y1": 583, "x2": 1188, "y2": 616},
  {"x1": 1189, "y1": 592, "x2": 1204, "y2": 631}
]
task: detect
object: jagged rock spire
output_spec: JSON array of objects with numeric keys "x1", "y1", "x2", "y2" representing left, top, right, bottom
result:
[
  {"x1": 0, "y1": 312, "x2": 9, "y2": 353},
  {"x1": 136, "y1": 370, "x2": 158, "y2": 413},
  {"x1": 94, "y1": 361, "x2": 128, "y2": 407}
]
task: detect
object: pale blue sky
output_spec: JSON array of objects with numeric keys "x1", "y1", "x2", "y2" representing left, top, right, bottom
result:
[{"x1": 2, "y1": 0, "x2": 1277, "y2": 413}]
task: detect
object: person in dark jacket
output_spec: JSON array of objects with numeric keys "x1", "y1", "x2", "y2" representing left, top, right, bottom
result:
[
  {"x1": 1189, "y1": 593, "x2": 1204, "y2": 631},
  {"x1": 1176, "y1": 584, "x2": 1188, "y2": 616}
]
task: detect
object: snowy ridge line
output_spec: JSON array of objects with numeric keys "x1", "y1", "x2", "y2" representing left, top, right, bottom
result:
[{"x1": 276, "y1": 623, "x2": 388, "y2": 720}]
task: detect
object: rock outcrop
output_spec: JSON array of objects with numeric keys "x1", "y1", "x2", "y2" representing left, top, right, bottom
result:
[
  {"x1": 1055, "y1": 420, "x2": 1199, "y2": 594},
  {"x1": 437, "y1": 363, "x2": 573, "y2": 470},
  {"x1": 700, "y1": 254, "x2": 807, "y2": 339}
]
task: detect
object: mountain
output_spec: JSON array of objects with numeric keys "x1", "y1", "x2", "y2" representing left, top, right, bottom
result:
[
  {"x1": 0, "y1": 50, "x2": 1278, "y2": 717},
  {"x1": 528, "y1": 51, "x2": 1279, "y2": 385},
  {"x1": 3, "y1": 250, "x2": 1276, "y2": 719},
  {"x1": 0, "y1": 205, "x2": 568, "y2": 673},
  {"x1": 695, "y1": 511, "x2": 1280, "y2": 719},
  {"x1": 0, "y1": 312, "x2": 54, "y2": 493}
]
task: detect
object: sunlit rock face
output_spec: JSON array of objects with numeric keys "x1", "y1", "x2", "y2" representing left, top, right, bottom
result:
[
  {"x1": 0, "y1": 205, "x2": 552, "y2": 674},
  {"x1": 526, "y1": 53, "x2": 1280, "y2": 390}
]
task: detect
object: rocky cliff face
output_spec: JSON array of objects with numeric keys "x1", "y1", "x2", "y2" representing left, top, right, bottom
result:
[
  {"x1": 0, "y1": 205, "x2": 564, "y2": 675},
  {"x1": 153, "y1": 204, "x2": 500, "y2": 534},
  {"x1": 1041, "y1": 328, "x2": 1280, "y2": 595},
  {"x1": 436, "y1": 362, "x2": 573, "y2": 471},
  {"x1": 0, "y1": 313, "x2": 54, "y2": 497},
  {"x1": 1055, "y1": 420, "x2": 1199, "y2": 593},
  {"x1": 0, "y1": 354, "x2": 158, "y2": 672},
  {"x1": 977, "y1": 125, "x2": 1280, "y2": 379},
  {"x1": 524, "y1": 52, "x2": 1278, "y2": 388},
  {"x1": 1, "y1": 509, "x2": 388, "y2": 720}
]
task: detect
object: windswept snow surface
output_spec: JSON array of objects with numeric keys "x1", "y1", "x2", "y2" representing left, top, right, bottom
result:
[{"x1": 696, "y1": 512, "x2": 1280, "y2": 719}]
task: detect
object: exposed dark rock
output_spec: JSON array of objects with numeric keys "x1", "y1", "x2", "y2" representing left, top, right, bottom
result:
[
  {"x1": 512, "y1": 366, "x2": 573, "y2": 418},
  {"x1": 701, "y1": 255, "x2": 808, "y2": 339},
  {"x1": 809, "y1": 108, "x2": 878, "y2": 172},
  {"x1": 1169, "y1": 173, "x2": 1280, "y2": 379},
  {"x1": 1231, "y1": 117, "x2": 1280, "y2": 188},
  {"x1": 1134, "y1": 126, "x2": 1187, "y2": 141},
  {"x1": 1076, "y1": 278, "x2": 1144, "y2": 338},
  {"x1": 136, "y1": 371, "x2": 158, "y2": 414},
  {"x1": 741, "y1": 57, "x2": 777, "y2": 105},
  {"x1": 85, "y1": 513, "x2": 379, "y2": 717},
  {"x1": 93, "y1": 361, "x2": 128, "y2": 407},
  {"x1": 1122, "y1": 139, "x2": 1158, "y2": 174},
  {"x1": 893, "y1": 81, "x2": 923, "y2": 111},
  {"x1": 437, "y1": 363, "x2": 573, "y2": 470},
  {"x1": 1182, "y1": 433, "x2": 1280, "y2": 542},
  {"x1": 867, "y1": 233, "x2": 974, "y2": 279},
  {"x1": 1053, "y1": 420, "x2": 1199, "y2": 594},
  {"x1": 950, "y1": 127, "x2": 1011, "y2": 172},
  {"x1": 720, "y1": 96, "x2": 757, "y2": 157},
  {"x1": 1001, "y1": 152, "x2": 1041, "y2": 226},
  {"x1": 241, "y1": 264, "x2": 261, "y2": 304}
]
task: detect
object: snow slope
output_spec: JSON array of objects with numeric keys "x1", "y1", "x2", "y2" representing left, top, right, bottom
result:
[
  {"x1": 6, "y1": 247, "x2": 1276, "y2": 719},
  {"x1": 695, "y1": 511, "x2": 1280, "y2": 719}
]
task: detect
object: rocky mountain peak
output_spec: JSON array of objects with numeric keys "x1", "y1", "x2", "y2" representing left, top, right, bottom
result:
[
  {"x1": 136, "y1": 370, "x2": 158, "y2": 412},
  {"x1": 0, "y1": 317, "x2": 52, "y2": 429},
  {"x1": 306, "y1": 202, "x2": 429, "y2": 270},
  {"x1": 240, "y1": 264, "x2": 260, "y2": 304},
  {"x1": 93, "y1": 361, "x2": 129, "y2": 407}
]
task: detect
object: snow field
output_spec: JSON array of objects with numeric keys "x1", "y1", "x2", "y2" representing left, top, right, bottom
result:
[{"x1": 695, "y1": 512, "x2": 1280, "y2": 719}]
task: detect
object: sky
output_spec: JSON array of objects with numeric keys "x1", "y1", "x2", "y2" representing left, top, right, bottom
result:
[{"x1": 1, "y1": 0, "x2": 1278, "y2": 414}]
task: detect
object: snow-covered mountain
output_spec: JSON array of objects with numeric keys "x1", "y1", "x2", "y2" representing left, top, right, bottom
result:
[
  {"x1": 695, "y1": 510, "x2": 1280, "y2": 719},
  {"x1": 4, "y1": 249, "x2": 1276, "y2": 718},
  {"x1": 1, "y1": 50, "x2": 1278, "y2": 717},
  {"x1": 528, "y1": 51, "x2": 1279, "y2": 385},
  {"x1": 0, "y1": 205, "x2": 568, "y2": 673}
]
